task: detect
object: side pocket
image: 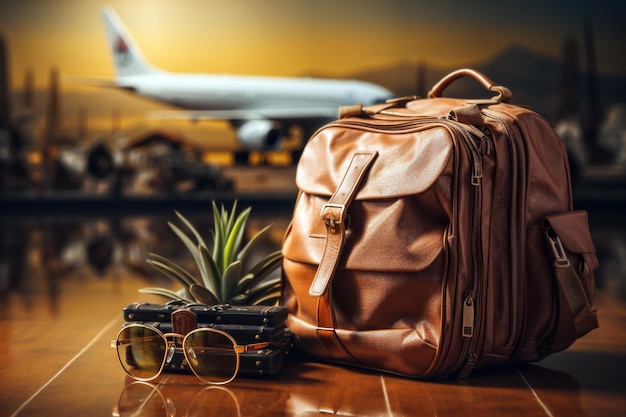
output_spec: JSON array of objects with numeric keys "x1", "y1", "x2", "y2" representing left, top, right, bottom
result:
[
  {"x1": 519, "y1": 223, "x2": 559, "y2": 361},
  {"x1": 543, "y1": 210, "x2": 599, "y2": 352}
]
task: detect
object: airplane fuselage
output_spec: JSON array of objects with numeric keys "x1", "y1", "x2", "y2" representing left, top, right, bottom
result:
[
  {"x1": 117, "y1": 72, "x2": 391, "y2": 112},
  {"x1": 100, "y1": 6, "x2": 394, "y2": 153}
]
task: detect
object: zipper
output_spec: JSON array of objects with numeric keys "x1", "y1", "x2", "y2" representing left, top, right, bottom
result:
[
  {"x1": 481, "y1": 109, "x2": 521, "y2": 348},
  {"x1": 322, "y1": 115, "x2": 489, "y2": 378},
  {"x1": 457, "y1": 352, "x2": 476, "y2": 380},
  {"x1": 437, "y1": 121, "x2": 485, "y2": 379},
  {"x1": 441, "y1": 120, "x2": 489, "y2": 379},
  {"x1": 458, "y1": 169, "x2": 483, "y2": 379},
  {"x1": 457, "y1": 291, "x2": 479, "y2": 380},
  {"x1": 462, "y1": 292, "x2": 475, "y2": 338},
  {"x1": 450, "y1": 121, "x2": 485, "y2": 186}
]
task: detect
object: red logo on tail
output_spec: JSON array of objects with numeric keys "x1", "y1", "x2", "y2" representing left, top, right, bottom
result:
[
  {"x1": 115, "y1": 36, "x2": 128, "y2": 54},
  {"x1": 114, "y1": 36, "x2": 131, "y2": 65}
]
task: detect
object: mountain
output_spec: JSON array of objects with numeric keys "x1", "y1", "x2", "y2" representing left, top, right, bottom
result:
[{"x1": 347, "y1": 44, "x2": 626, "y2": 122}]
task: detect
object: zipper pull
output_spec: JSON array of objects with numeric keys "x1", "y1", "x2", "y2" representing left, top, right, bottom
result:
[
  {"x1": 458, "y1": 352, "x2": 476, "y2": 380},
  {"x1": 466, "y1": 133, "x2": 483, "y2": 186},
  {"x1": 471, "y1": 160, "x2": 482, "y2": 186},
  {"x1": 480, "y1": 135, "x2": 491, "y2": 155},
  {"x1": 462, "y1": 293, "x2": 475, "y2": 338}
]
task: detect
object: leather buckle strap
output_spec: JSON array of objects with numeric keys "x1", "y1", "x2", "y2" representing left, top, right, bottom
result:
[{"x1": 309, "y1": 151, "x2": 378, "y2": 297}]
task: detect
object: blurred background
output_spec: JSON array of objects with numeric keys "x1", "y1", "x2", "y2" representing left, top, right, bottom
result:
[{"x1": 0, "y1": 0, "x2": 625, "y2": 311}]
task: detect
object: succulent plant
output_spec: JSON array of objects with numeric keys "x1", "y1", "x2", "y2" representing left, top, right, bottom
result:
[{"x1": 140, "y1": 201, "x2": 282, "y2": 306}]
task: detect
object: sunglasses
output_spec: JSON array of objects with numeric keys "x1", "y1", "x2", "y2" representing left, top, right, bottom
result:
[{"x1": 112, "y1": 323, "x2": 272, "y2": 385}]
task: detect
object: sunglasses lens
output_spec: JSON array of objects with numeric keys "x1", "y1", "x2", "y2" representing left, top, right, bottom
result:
[
  {"x1": 116, "y1": 326, "x2": 167, "y2": 380},
  {"x1": 184, "y1": 330, "x2": 238, "y2": 384}
]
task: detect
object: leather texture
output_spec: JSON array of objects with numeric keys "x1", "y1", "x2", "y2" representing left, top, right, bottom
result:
[{"x1": 281, "y1": 69, "x2": 599, "y2": 379}]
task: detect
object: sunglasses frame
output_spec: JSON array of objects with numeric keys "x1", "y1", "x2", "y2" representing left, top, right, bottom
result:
[{"x1": 111, "y1": 323, "x2": 271, "y2": 385}]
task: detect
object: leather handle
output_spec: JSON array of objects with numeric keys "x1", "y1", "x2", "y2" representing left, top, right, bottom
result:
[{"x1": 427, "y1": 68, "x2": 512, "y2": 103}]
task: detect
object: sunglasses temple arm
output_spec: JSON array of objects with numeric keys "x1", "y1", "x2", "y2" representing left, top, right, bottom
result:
[{"x1": 235, "y1": 342, "x2": 272, "y2": 354}]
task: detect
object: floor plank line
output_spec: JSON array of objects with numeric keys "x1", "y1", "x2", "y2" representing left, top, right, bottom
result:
[
  {"x1": 380, "y1": 375, "x2": 394, "y2": 417},
  {"x1": 9, "y1": 317, "x2": 119, "y2": 417},
  {"x1": 517, "y1": 369, "x2": 555, "y2": 417}
]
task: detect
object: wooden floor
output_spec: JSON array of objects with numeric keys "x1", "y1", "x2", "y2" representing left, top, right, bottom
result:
[{"x1": 2, "y1": 260, "x2": 625, "y2": 417}]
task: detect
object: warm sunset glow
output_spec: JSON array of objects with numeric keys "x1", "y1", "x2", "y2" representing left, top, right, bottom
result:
[
  {"x1": 1, "y1": 0, "x2": 624, "y2": 144},
  {"x1": 1, "y1": 0, "x2": 625, "y2": 90}
]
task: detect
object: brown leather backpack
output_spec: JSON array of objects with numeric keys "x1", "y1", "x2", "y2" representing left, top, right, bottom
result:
[{"x1": 281, "y1": 69, "x2": 598, "y2": 379}]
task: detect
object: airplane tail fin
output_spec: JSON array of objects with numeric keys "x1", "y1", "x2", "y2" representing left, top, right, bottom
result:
[{"x1": 101, "y1": 6, "x2": 156, "y2": 78}]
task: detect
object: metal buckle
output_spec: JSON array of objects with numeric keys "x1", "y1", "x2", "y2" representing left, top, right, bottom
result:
[
  {"x1": 321, "y1": 203, "x2": 345, "y2": 233},
  {"x1": 546, "y1": 227, "x2": 570, "y2": 267}
]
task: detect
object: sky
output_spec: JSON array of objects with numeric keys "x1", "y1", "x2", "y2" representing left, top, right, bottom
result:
[
  {"x1": 1, "y1": 0, "x2": 626, "y2": 90},
  {"x1": 0, "y1": 0, "x2": 624, "y2": 143}
]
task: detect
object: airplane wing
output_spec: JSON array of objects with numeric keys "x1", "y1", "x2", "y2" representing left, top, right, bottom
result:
[
  {"x1": 63, "y1": 75, "x2": 121, "y2": 89},
  {"x1": 149, "y1": 107, "x2": 339, "y2": 121}
]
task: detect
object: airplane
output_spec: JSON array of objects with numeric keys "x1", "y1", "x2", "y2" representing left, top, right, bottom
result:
[{"x1": 98, "y1": 6, "x2": 394, "y2": 162}]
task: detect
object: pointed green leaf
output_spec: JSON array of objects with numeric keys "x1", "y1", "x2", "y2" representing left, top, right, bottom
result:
[
  {"x1": 139, "y1": 287, "x2": 193, "y2": 303},
  {"x1": 234, "y1": 272, "x2": 255, "y2": 295},
  {"x1": 228, "y1": 293, "x2": 248, "y2": 306},
  {"x1": 247, "y1": 250, "x2": 283, "y2": 276},
  {"x1": 240, "y1": 250, "x2": 282, "y2": 293},
  {"x1": 221, "y1": 202, "x2": 230, "y2": 231},
  {"x1": 145, "y1": 259, "x2": 192, "y2": 289},
  {"x1": 224, "y1": 200, "x2": 239, "y2": 236},
  {"x1": 237, "y1": 223, "x2": 272, "y2": 265},
  {"x1": 236, "y1": 277, "x2": 282, "y2": 304},
  {"x1": 248, "y1": 289, "x2": 281, "y2": 306},
  {"x1": 221, "y1": 260, "x2": 243, "y2": 303},
  {"x1": 168, "y1": 221, "x2": 220, "y2": 292},
  {"x1": 244, "y1": 276, "x2": 281, "y2": 299},
  {"x1": 175, "y1": 210, "x2": 208, "y2": 249},
  {"x1": 223, "y1": 207, "x2": 251, "y2": 271},
  {"x1": 189, "y1": 284, "x2": 220, "y2": 305},
  {"x1": 168, "y1": 221, "x2": 203, "y2": 270},
  {"x1": 211, "y1": 201, "x2": 225, "y2": 273},
  {"x1": 146, "y1": 254, "x2": 200, "y2": 286},
  {"x1": 198, "y1": 244, "x2": 220, "y2": 298},
  {"x1": 175, "y1": 287, "x2": 194, "y2": 300}
]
